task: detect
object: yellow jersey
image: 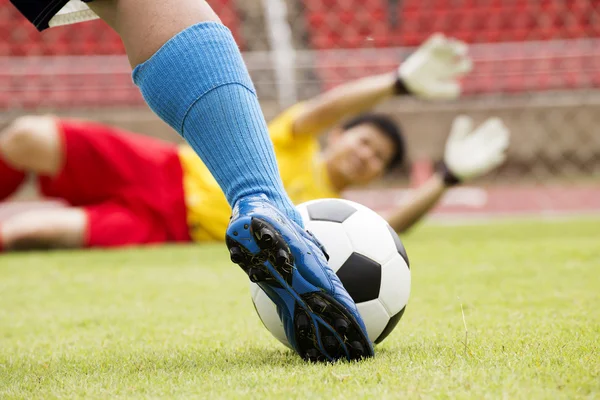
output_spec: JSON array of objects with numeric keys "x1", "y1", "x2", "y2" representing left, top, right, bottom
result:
[{"x1": 178, "y1": 103, "x2": 340, "y2": 242}]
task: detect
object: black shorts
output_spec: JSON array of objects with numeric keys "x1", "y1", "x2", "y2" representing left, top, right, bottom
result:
[{"x1": 10, "y1": 0, "x2": 94, "y2": 31}]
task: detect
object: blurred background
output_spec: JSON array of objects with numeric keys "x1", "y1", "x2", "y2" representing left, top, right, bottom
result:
[{"x1": 1, "y1": 0, "x2": 599, "y2": 219}]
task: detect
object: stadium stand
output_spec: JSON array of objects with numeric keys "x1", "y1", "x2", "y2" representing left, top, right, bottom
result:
[
  {"x1": 0, "y1": 0, "x2": 243, "y2": 108},
  {"x1": 304, "y1": 0, "x2": 600, "y2": 93}
]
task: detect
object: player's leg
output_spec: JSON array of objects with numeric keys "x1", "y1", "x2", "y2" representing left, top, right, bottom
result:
[
  {"x1": 85, "y1": 0, "x2": 373, "y2": 361},
  {"x1": 85, "y1": 0, "x2": 300, "y2": 224},
  {"x1": 0, "y1": 116, "x2": 62, "y2": 200},
  {"x1": 0, "y1": 202, "x2": 168, "y2": 252},
  {"x1": 1, "y1": 207, "x2": 86, "y2": 251}
]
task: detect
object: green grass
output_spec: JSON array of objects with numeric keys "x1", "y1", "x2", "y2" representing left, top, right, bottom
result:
[{"x1": 1, "y1": 218, "x2": 599, "y2": 399}]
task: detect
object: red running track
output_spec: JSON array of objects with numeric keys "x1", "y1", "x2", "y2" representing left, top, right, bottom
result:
[{"x1": 2, "y1": 186, "x2": 600, "y2": 224}]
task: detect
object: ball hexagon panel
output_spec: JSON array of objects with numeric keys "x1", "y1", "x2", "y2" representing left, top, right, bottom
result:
[
  {"x1": 304, "y1": 220, "x2": 353, "y2": 273},
  {"x1": 342, "y1": 210, "x2": 397, "y2": 265},
  {"x1": 379, "y1": 253, "x2": 411, "y2": 316},
  {"x1": 336, "y1": 252, "x2": 382, "y2": 303},
  {"x1": 306, "y1": 199, "x2": 357, "y2": 223},
  {"x1": 386, "y1": 224, "x2": 410, "y2": 268},
  {"x1": 375, "y1": 306, "x2": 406, "y2": 344},
  {"x1": 356, "y1": 299, "x2": 391, "y2": 343},
  {"x1": 335, "y1": 198, "x2": 377, "y2": 214}
]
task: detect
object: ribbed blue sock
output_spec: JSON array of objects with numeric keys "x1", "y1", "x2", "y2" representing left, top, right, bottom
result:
[{"x1": 132, "y1": 22, "x2": 302, "y2": 227}]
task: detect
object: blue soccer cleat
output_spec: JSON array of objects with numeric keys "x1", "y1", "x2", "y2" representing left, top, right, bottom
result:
[{"x1": 226, "y1": 194, "x2": 374, "y2": 362}]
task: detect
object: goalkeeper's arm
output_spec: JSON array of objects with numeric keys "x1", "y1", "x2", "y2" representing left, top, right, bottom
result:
[{"x1": 291, "y1": 33, "x2": 473, "y2": 137}]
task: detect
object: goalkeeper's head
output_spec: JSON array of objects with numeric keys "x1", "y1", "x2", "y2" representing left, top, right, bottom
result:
[{"x1": 324, "y1": 113, "x2": 405, "y2": 187}]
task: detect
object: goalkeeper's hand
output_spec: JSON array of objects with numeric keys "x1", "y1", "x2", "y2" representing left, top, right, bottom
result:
[
  {"x1": 440, "y1": 116, "x2": 510, "y2": 185},
  {"x1": 398, "y1": 33, "x2": 473, "y2": 99}
]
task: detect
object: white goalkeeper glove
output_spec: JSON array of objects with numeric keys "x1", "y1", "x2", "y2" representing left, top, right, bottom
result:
[
  {"x1": 397, "y1": 33, "x2": 473, "y2": 99},
  {"x1": 439, "y1": 116, "x2": 510, "y2": 185}
]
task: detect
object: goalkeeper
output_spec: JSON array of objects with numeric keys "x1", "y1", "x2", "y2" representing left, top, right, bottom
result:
[{"x1": 0, "y1": 34, "x2": 509, "y2": 251}]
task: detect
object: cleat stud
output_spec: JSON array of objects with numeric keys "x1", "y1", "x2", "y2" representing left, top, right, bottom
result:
[
  {"x1": 229, "y1": 247, "x2": 243, "y2": 263},
  {"x1": 349, "y1": 341, "x2": 365, "y2": 357},
  {"x1": 334, "y1": 318, "x2": 350, "y2": 334},
  {"x1": 295, "y1": 314, "x2": 310, "y2": 335},
  {"x1": 258, "y1": 228, "x2": 274, "y2": 245},
  {"x1": 308, "y1": 297, "x2": 328, "y2": 312},
  {"x1": 305, "y1": 348, "x2": 320, "y2": 362},
  {"x1": 323, "y1": 336, "x2": 338, "y2": 351},
  {"x1": 275, "y1": 249, "x2": 290, "y2": 265},
  {"x1": 248, "y1": 268, "x2": 267, "y2": 283}
]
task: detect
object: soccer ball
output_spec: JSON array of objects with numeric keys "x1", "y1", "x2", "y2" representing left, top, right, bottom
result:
[{"x1": 250, "y1": 198, "x2": 411, "y2": 347}]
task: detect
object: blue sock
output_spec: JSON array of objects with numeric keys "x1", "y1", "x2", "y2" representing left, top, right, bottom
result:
[{"x1": 132, "y1": 22, "x2": 302, "y2": 227}]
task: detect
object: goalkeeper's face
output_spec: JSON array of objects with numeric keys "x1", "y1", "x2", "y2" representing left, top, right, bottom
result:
[{"x1": 326, "y1": 124, "x2": 396, "y2": 186}]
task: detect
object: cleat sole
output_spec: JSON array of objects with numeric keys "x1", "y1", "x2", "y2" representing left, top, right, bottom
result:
[{"x1": 226, "y1": 217, "x2": 373, "y2": 363}]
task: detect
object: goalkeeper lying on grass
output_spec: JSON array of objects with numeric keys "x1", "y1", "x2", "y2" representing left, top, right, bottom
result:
[{"x1": 0, "y1": 34, "x2": 508, "y2": 252}]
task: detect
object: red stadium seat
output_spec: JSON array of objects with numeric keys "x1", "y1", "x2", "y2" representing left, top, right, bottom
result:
[
  {"x1": 0, "y1": 0, "x2": 244, "y2": 109},
  {"x1": 302, "y1": 0, "x2": 600, "y2": 95}
]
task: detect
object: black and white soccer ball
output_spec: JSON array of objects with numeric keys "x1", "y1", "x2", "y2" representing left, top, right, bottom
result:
[{"x1": 250, "y1": 198, "x2": 411, "y2": 347}]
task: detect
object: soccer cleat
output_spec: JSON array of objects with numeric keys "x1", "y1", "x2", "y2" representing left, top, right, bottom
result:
[{"x1": 226, "y1": 194, "x2": 374, "y2": 362}]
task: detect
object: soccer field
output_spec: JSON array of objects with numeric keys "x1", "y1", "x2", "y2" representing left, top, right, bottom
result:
[{"x1": 1, "y1": 218, "x2": 598, "y2": 399}]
